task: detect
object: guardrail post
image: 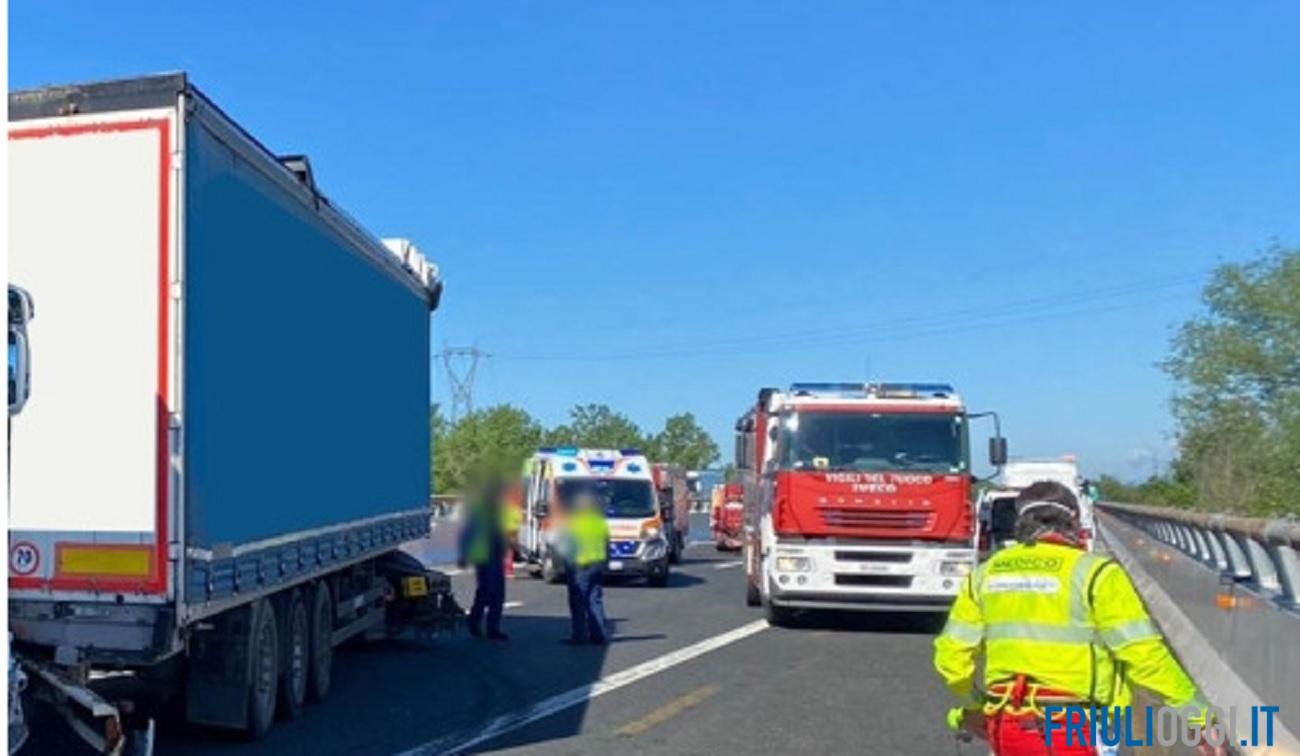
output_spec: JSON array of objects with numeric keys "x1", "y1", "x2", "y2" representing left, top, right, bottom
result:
[
  {"x1": 1271, "y1": 541, "x2": 1300, "y2": 607},
  {"x1": 1241, "y1": 536, "x2": 1280, "y2": 592}
]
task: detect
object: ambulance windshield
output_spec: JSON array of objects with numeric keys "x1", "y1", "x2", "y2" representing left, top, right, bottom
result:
[{"x1": 556, "y1": 478, "x2": 657, "y2": 519}]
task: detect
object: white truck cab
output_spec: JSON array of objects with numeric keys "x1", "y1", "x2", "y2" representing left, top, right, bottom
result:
[{"x1": 983, "y1": 456, "x2": 1095, "y2": 552}]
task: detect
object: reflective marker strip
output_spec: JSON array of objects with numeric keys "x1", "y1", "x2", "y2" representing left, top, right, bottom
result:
[
  {"x1": 940, "y1": 619, "x2": 984, "y2": 644},
  {"x1": 984, "y1": 623, "x2": 1095, "y2": 643},
  {"x1": 984, "y1": 576, "x2": 1060, "y2": 594},
  {"x1": 1098, "y1": 619, "x2": 1160, "y2": 648},
  {"x1": 56, "y1": 545, "x2": 154, "y2": 578}
]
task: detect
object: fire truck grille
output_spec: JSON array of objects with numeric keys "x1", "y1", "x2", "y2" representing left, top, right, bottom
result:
[
  {"x1": 834, "y1": 574, "x2": 914, "y2": 588},
  {"x1": 816, "y1": 508, "x2": 935, "y2": 531}
]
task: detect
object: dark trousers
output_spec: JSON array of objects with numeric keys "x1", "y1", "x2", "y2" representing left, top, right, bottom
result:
[
  {"x1": 566, "y1": 564, "x2": 608, "y2": 644},
  {"x1": 469, "y1": 559, "x2": 505, "y2": 634}
]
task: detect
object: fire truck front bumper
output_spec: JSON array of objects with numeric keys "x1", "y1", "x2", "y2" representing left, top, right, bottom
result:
[{"x1": 766, "y1": 542, "x2": 975, "y2": 613}]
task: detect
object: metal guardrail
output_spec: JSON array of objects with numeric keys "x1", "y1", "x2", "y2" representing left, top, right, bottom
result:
[
  {"x1": 1097, "y1": 502, "x2": 1300, "y2": 753},
  {"x1": 1099, "y1": 502, "x2": 1300, "y2": 610}
]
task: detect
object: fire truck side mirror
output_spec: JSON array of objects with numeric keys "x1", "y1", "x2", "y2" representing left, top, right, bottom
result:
[{"x1": 989, "y1": 436, "x2": 1008, "y2": 467}]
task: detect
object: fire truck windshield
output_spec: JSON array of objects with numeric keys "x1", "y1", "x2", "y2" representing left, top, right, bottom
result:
[
  {"x1": 556, "y1": 478, "x2": 657, "y2": 519},
  {"x1": 777, "y1": 411, "x2": 967, "y2": 473}
]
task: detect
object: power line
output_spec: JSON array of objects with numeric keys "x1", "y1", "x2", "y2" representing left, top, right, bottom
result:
[
  {"x1": 441, "y1": 345, "x2": 490, "y2": 421},
  {"x1": 493, "y1": 274, "x2": 1203, "y2": 362}
]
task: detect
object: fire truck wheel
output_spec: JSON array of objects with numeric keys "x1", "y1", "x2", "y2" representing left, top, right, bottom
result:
[{"x1": 764, "y1": 600, "x2": 794, "y2": 627}]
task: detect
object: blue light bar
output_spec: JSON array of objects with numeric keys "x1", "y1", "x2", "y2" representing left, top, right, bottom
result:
[
  {"x1": 619, "y1": 448, "x2": 642, "y2": 456},
  {"x1": 871, "y1": 382, "x2": 955, "y2": 398},
  {"x1": 789, "y1": 382, "x2": 865, "y2": 395},
  {"x1": 555, "y1": 446, "x2": 579, "y2": 456}
]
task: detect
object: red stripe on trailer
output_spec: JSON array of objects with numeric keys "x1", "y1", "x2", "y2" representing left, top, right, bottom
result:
[{"x1": 8, "y1": 118, "x2": 172, "y2": 596}]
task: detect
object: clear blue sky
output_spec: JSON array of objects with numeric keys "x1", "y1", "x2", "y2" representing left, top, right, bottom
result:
[{"x1": 13, "y1": 2, "x2": 1300, "y2": 479}]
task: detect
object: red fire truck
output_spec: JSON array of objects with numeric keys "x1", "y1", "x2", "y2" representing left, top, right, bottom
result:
[
  {"x1": 735, "y1": 382, "x2": 1006, "y2": 624},
  {"x1": 651, "y1": 463, "x2": 691, "y2": 564},
  {"x1": 712, "y1": 483, "x2": 745, "y2": 551}
]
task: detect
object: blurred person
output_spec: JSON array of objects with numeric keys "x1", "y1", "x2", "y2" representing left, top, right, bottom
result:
[
  {"x1": 934, "y1": 481, "x2": 1217, "y2": 755},
  {"x1": 561, "y1": 492, "x2": 610, "y2": 646},
  {"x1": 458, "y1": 476, "x2": 510, "y2": 641},
  {"x1": 503, "y1": 481, "x2": 524, "y2": 578}
]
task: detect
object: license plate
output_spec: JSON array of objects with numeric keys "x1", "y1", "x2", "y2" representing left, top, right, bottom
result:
[{"x1": 608, "y1": 560, "x2": 624, "y2": 571}]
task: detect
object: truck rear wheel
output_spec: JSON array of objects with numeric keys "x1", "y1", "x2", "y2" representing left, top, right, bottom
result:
[
  {"x1": 247, "y1": 598, "x2": 279, "y2": 739},
  {"x1": 278, "y1": 591, "x2": 309, "y2": 719},
  {"x1": 307, "y1": 582, "x2": 333, "y2": 703}
]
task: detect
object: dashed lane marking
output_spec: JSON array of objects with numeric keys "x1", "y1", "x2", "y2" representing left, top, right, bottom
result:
[
  {"x1": 614, "y1": 685, "x2": 720, "y2": 737},
  {"x1": 393, "y1": 620, "x2": 769, "y2": 755},
  {"x1": 713, "y1": 561, "x2": 743, "y2": 570}
]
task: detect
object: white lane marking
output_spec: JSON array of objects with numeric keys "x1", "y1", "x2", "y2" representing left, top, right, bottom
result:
[
  {"x1": 394, "y1": 620, "x2": 769, "y2": 756},
  {"x1": 503, "y1": 601, "x2": 524, "y2": 609},
  {"x1": 713, "y1": 561, "x2": 743, "y2": 570},
  {"x1": 685, "y1": 540, "x2": 712, "y2": 548}
]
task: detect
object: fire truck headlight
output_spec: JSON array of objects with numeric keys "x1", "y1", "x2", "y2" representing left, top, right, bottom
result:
[
  {"x1": 940, "y1": 561, "x2": 973, "y2": 577},
  {"x1": 774, "y1": 556, "x2": 811, "y2": 573}
]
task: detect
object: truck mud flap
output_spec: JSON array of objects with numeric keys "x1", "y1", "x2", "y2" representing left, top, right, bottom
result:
[{"x1": 184, "y1": 601, "x2": 259, "y2": 731}]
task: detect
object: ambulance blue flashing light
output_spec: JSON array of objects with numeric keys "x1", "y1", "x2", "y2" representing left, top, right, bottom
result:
[
  {"x1": 562, "y1": 461, "x2": 578, "y2": 472},
  {"x1": 555, "y1": 446, "x2": 579, "y2": 456},
  {"x1": 619, "y1": 448, "x2": 643, "y2": 456},
  {"x1": 626, "y1": 463, "x2": 643, "y2": 473}
]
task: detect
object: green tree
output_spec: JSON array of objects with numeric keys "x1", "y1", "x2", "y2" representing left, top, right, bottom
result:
[
  {"x1": 430, "y1": 404, "x2": 449, "y2": 492},
  {"x1": 1162, "y1": 247, "x2": 1300, "y2": 515},
  {"x1": 545, "y1": 404, "x2": 649, "y2": 450},
  {"x1": 649, "y1": 412, "x2": 720, "y2": 469},
  {"x1": 432, "y1": 404, "x2": 543, "y2": 494}
]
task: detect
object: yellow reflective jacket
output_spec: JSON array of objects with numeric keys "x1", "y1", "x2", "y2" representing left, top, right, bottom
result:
[
  {"x1": 934, "y1": 541, "x2": 1203, "y2": 711},
  {"x1": 503, "y1": 504, "x2": 523, "y2": 536},
  {"x1": 569, "y1": 508, "x2": 609, "y2": 568}
]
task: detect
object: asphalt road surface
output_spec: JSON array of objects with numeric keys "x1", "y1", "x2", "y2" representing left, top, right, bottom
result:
[{"x1": 26, "y1": 514, "x2": 964, "y2": 755}]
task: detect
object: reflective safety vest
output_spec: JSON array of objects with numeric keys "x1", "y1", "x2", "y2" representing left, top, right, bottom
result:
[
  {"x1": 568, "y1": 508, "x2": 609, "y2": 568},
  {"x1": 503, "y1": 504, "x2": 523, "y2": 536},
  {"x1": 464, "y1": 503, "x2": 503, "y2": 566},
  {"x1": 934, "y1": 541, "x2": 1204, "y2": 713}
]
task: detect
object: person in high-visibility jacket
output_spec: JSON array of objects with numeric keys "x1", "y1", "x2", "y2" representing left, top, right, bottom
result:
[
  {"x1": 934, "y1": 481, "x2": 1211, "y2": 755},
  {"x1": 458, "y1": 481, "x2": 510, "y2": 641},
  {"x1": 561, "y1": 493, "x2": 611, "y2": 646},
  {"x1": 502, "y1": 483, "x2": 524, "y2": 578}
]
